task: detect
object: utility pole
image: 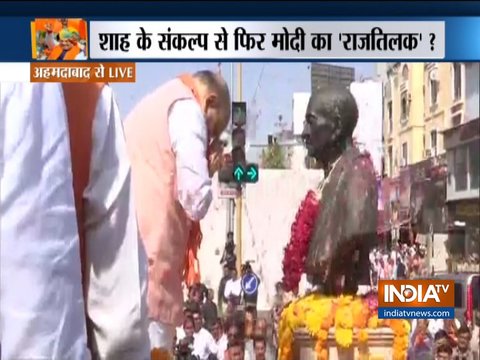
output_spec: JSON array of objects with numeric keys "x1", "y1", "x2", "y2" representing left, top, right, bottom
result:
[{"x1": 235, "y1": 63, "x2": 243, "y2": 275}]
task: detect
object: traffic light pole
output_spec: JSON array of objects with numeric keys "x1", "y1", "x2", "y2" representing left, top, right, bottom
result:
[
  {"x1": 227, "y1": 63, "x2": 235, "y2": 245},
  {"x1": 235, "y1": 62, "x2": 243, "y2": 276}
]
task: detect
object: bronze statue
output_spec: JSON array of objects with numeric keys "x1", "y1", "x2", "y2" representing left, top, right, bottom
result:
[{"x1": 302, "y1": 85, "x2": 378, "y2": 296}]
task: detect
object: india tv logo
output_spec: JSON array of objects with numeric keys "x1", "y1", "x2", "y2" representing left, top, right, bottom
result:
[{"x1": 377, "y1": 279, "x2": 455, "y2": 319}]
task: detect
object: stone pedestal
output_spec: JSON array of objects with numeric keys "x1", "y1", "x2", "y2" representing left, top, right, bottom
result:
[{"x1": 293, "y1": 328, "x2": 394, "y2": 360}]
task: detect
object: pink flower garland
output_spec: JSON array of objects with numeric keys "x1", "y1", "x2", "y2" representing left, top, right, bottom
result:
[{"x1": 282, "y1": 190, "x2": 320, "y2": 293}]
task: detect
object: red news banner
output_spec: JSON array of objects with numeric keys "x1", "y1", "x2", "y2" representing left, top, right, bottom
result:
[
  {"x1": 30, "y1": 62, "x2": 136, "y2": 83},
  {"x1": 378, "y1": 279, "x2": 455, "y2": 308}
]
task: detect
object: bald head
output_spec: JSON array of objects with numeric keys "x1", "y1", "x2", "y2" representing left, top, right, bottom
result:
[
  {"x1": 193, "y1": 70, "x2": 231, "y2": 139},
  {"x1": 302, "y1": 85, "x2": 358, "y2": 161}
]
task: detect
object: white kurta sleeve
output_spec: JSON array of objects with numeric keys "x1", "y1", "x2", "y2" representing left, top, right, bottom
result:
[
  {"x1": 84, "y1": 86, "x2": 150, "y2": 360},
  {"x1": 168, "y1": 99, "x2": 213, "y2": 221},
  {"x1": 0, "y1": 83, "x2": 89, "y2": 360}
]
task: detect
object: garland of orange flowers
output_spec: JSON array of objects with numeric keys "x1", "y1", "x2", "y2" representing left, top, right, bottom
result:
[
  {"x1": 278, "y1": 294, "x2": 410, "y2": 360},
  {"x1": 151, "y1": 348, "x2": 172, "y2": 360}
]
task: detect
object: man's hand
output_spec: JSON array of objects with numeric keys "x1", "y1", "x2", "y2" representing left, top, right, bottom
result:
[{"x1": 207, "y1": 138, "x2": 224, "y2": 177}]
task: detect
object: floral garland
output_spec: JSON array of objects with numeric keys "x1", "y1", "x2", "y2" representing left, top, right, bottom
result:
[
  {"x1": 151, "y1": 348, "x2": 171, "y2": 360},
  {"x1": 282, "y1": 190, "x2": 319, "y2": 293},
  {"x1": 278, "y1": 293, "x2": 410, "y2": 360}
]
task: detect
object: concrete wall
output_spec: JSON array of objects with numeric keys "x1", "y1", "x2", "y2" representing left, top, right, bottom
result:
[
  {"x1": 198, "y1": 169, "x2": 322, "y2": 310},
  {"x1": 292, "y1": 92, "x2": 310, "y2": 136},
  {"x1": 350, "y1": 80, "x2": 384, "y2": 176}
]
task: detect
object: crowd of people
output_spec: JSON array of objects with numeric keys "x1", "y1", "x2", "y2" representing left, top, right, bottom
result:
[
  {"x1": 409, "y1": 319, "x2": 478, "y2": 359},
  {"x1": 173, "y1": 279, "x2": 275, "y2": 360},
  {"x1": 369, "y1": 242, "x2": 429, "y2": 286}
]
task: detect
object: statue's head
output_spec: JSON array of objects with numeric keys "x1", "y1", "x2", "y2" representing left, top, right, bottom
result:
[{"x1": 302, "y1": 85, "x2": 358, "y2": 162}]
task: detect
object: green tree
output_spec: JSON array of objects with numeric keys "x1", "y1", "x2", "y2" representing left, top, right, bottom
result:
[{"x1": 261, "y1": 143, "x2": 287, "y2": 169}]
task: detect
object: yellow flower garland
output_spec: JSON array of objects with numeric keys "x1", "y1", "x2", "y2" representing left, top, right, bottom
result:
[{"x1": 278, "y1": 294, "x2": 410, "y2": 360}]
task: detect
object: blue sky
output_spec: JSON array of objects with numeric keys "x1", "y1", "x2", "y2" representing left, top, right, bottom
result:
[{"x1": 111, "y1": 62, "x2": 374, "y2": 144}]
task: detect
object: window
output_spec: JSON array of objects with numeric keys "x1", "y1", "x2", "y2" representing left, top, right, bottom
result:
[
  {"x1": 453, "y1": 63, "x2": 463, "y2": 101},
  {"x1": 452, "y1": 114, "x2": 462, "y2": 127},
  {"x1": 454, "y1": 283, "x2": 464, "y2": 308},
  {"x1": 387, "y1": 101, "x2": 393, "y2": 132},
  {"x1": 388, "y1": 146, "x2": 393, "y2": 175},
  {"x1": 430, "y1": 78, "x2": 439, "y2": 106},
  {"x1": 454, "y1": 145, "x2": 468, "y2": 191},
  {"x1": 401, "y1": 142, "x2": 408, "y2": 166},
  {"x1": 469, "y1": 140, "x2": 480, "y2": 189},
  {"x1": 400, "y1": 91, "x2": 408, "y2": 121},
  {"x1": 430, "y1": 130, "x2": 438, "y2": 154}
]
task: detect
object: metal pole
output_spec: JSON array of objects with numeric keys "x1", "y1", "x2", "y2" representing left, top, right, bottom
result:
[
  {"x1": 227, "y1": 63, "x2": 235, "y2": 239},
  {"x1": 235, "y1": 63, "x2": 243, "y2": 275}
]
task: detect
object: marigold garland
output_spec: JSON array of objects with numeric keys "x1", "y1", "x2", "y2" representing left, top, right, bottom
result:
[{"x1": 278, "y1": 293, "x2": 409, "y2": 360}]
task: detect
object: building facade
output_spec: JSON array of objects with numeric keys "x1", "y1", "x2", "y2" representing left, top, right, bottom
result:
[
  {"x1": 443, "y1": 62, "x2": 480, "y2": 263},
  {"x1": 381, "y1": 62, "x2": 465, "y2": 243},
  {"x1": 310, "y1": 63, "x2": 355, "y2": 94}
]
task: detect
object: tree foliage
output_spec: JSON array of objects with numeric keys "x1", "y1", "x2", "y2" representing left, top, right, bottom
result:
[{"x1": 261, "y1": 142, "x2": 287, "y2": 169}]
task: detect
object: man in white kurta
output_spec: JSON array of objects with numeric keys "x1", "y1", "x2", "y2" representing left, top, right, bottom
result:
[{"x1": 0, "y1": 83, "x2": 149, "y2": 359}]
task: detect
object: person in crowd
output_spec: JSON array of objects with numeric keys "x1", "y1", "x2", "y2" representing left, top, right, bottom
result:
[
  {"x1": 0, "y1": 83, "x2": 149, "y2": 359},
  {"x1": 453, "y1": 323, "x2": 477, "y2": 360},
  {"x1": 253, "y1": 337, "x2": 267, "y2": 360},
  {"x1": 444, "y1": 319, "x2": 460, "y2": 347},
  {"x1": 412, "y1": 318, "x2": 461, "y2": 344},
  {"x1": 396, "y1": 253, "x2": 407, "y2": 279},
  {"x1": 218, "y1": 265, "x2": 231, "y2": 316},
  {"x1": 202, "y1": 288, "x2": 218, "y2": 330},
  {"x1": 435, "y1": 330, "x2": 452, "y2": 347},
  {"x1": 225, "y1": 340, "x2": 245, "y2": 360},
  {"x1": 45, "y1": 26, "x2": 86, "y2": 60},
  {"x1": 225, "y1": 316, "x2": 245, "y2": 347},
  {"x1": 194, "y1": 283, "x2": 206, "y2": 304},
  {"x1": 185, "y1": 285, "x2": 199, "y2": 309},
  {"x1": 250, "y1": 319, "x2": 275, "y2": 360},
  {"x1": 191, "y1": 308, "x2": 218, "y2": 359},
  {"x1": 124, "y1": 70, "x2": 231, "y2": 351},
  {"x1": 223, "y1": 316, "x2": 251, "y2": 360},
  {"x1": 273, "y1": 282, "x2": 286, "y2": 306},
  {"x1": 178, "y1": 303, "x2": 200, "y2": 341},
  {"x1": 224, "y1": 268, "x2": 242, "y2": 306},
  {"x1": 244, "y1": 307, "x2": 256, "y2": 339},
  {"x1": 436, "y1": 343, "x2": 454, "y2": 360},
  {"x1": 224, "y1": 296, "x2": 237, "y2": 319},
  {"x1": 211, "y1": 318, "x2": 228, "y2": 360},
  {"x1": 176, "y1": 316, "x2": 198, "y2": 360},
  {"x1": 409, "y1": 319, "x2": 433, "y2": 359},
  {"x1": 221, "y1": 232, "x2": 237, "y2": 270}
]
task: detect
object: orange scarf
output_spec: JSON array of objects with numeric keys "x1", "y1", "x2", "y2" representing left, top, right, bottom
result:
[{"x1": 178, "y1": 73, "x2": 206, "y2": 287}]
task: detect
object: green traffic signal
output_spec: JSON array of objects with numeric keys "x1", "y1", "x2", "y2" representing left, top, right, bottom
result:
[
  {"x1": 233, "y1": 164, "x2": 245, "y2": 182},
  {"x1": 232, "y1": 163, "x2": 259, "y2": 183},
  {"x1": 246, "y1": 164, "x2": 259, "y2": 183}
]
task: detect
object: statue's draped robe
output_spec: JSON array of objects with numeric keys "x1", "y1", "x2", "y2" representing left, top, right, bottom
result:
[{"x1": 306, "y1": 146, "x2": 378, "y2": 294}]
